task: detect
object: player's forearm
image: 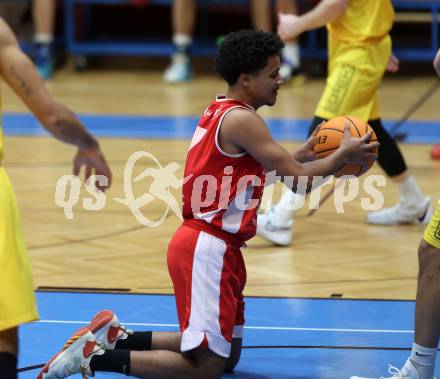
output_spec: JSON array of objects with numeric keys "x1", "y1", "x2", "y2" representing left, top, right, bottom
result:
[
  {"x1": 276, "y1": 149, "x2": 346, "y2": 192},
  {"x1": 41, "y1": 103, "x2": 99, "y2": 150},
  {"x1": 291, "y1": 149, "x2": 345, "y2": 183},
  {"x1": 296, "y1": 0, "x2": 348, "y2": 32}
]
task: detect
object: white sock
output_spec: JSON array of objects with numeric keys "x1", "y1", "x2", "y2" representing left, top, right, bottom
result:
[
  {"x1": 409, "y1": 343, "x2": 437, "y2": 379},
  {"x1": 171, "y1": 34, "x2": 192, "y2": 63},
  {"x1": 281, "y1": 42, "x2": 300, "y2": 68},
  {"x1": 272, "y1": 190, "x2": 305, "y2": 226},
  {"x1": 34, "y1": 33, "x2": 53, "y2": 44},
  {"x1": 173, "y1": 33, "x2": 192, "y2": 50},
  {"x1": 398, "y1": 176, "x2": 425, "y2": 206}
]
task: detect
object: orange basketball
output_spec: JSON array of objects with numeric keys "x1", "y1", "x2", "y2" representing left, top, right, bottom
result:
[{"x1": 313, "y1": 115, "x2": 378, "y2": 177}]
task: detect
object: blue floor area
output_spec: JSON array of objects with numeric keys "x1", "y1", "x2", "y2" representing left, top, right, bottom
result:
[
  {"x1": 19, "y1": 292, "x2": 436, "y2": 379},
  {"x1": 3, "y1": 112, "x2": 439, "y2": 144}
]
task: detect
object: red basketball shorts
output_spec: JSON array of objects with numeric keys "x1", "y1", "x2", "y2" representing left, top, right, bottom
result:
[{"x1": 167, "y1": 224, "x2": 246, "y2": 358}]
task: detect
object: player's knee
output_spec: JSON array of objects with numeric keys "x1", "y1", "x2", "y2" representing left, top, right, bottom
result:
[
  {"x1": 225, "y1": 338, "x2": 242, "y2": 372},
  {"x1": 197, "y1": 361, "x2": 225, "y2": 379},
  {"x1": 190, "y1": 365, "x2": 223, "y2": 379},
  {"x1": 418, "y1": 240, "x2": 440, "y2": 280},
  {"x1": 189, "y1": 347, "x2": 227, "y2": 379}
]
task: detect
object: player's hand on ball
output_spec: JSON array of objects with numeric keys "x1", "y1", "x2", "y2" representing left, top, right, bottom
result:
[
  {"x1": 340, "y1": 122, "x2": 379, "y2": 165},
  {"x1": 294, "y1": 135, "x2": 316, "y2": 163},
  {"x1": 293, "y1": 122, "x2": 324, "y2": 163}
]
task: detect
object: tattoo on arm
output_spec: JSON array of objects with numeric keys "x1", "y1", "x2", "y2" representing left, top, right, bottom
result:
[
  {"x1": 10, "y1": 65, "x2": 32, "y2": 96},
  {"x1": 55, "y1": 121, "x2": 99, "y2": 150}
]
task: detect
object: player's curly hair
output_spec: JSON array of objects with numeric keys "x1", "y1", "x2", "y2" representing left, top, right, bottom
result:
[{"x1": 215, "y1": 30, "x2": 284, "y2": 86}]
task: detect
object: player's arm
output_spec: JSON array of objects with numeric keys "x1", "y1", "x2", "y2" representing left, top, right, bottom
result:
[
  {"x1": 0, "y1": 18, "x2": 111, "y2": 189},
  {"x1": 0, "y1": 19, "x2": 96, "y2": 148},
  {"x1": 278, "y1": 0, "x2": 348, "y2": 40},
  {"x1": 221, "y1": 109, "x2": 377, "y2": 191}
]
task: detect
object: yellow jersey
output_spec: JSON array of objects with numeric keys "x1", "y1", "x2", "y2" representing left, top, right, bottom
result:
[{"x1": 328, "y1": 0, "x2": 394, "y2": 43}]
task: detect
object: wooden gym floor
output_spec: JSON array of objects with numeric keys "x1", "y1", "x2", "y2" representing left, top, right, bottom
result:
[{"x1": 2, "y1": 62, "x2": 440, "y2": 300}]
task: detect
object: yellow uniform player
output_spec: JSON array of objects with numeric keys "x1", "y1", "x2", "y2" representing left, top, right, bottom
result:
[
  {"x1": 258, "y1": 0, "x2": 430, "y2": 247},
  {"x1": 351, "y1": 48, "x2": 440, "y2": 379},
  {"x1": 0, "y1": 167, "x2": 38, "y2": 332},
  {"x1": 317, "y1": 0, "x2": 394, "y2": 121},
  {"x1": 0, "y1": 17, "x2": 111, "y2": 379}
]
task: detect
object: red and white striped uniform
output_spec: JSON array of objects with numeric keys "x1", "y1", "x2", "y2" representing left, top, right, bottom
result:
[
  {"x1": 182, "y1": 96, "x2": 265, "y2": 242},
  {"x1": 168, "y1": 96, "x2": 265, "y2": 357}
]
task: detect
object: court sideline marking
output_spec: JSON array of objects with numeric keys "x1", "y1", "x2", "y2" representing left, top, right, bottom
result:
[{"x1": 35, "y1": 319, "x2": 414, "y2": 334}]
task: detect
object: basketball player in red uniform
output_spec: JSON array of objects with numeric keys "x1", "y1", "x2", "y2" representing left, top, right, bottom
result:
[{"x1": 39, "y1": 30, "x2": 377, "y2": 379}]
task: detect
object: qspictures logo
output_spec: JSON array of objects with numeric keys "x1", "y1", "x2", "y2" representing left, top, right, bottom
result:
[{"x1": 54, "y1": 151, "x2": 387, "y2": 227}]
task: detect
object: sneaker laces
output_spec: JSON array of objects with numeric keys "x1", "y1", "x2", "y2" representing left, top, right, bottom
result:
[
  {"x1": 380, "y1": 364, "x2": 406, "y2": 379},
  {"x1": 62, "y1": 334, "x2": 82, "y2": 351}
]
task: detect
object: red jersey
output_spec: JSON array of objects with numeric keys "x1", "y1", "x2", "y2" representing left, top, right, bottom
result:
[{"x1": 182, "y1": 96, "x2": 266, "y2": 243}]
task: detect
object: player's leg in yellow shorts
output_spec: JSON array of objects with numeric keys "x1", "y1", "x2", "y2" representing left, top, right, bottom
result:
[
  {"x1": 0, "y1": 167, "x2": 38, "y2": 377},
  {"x1": 314, "y1": 35, "x2": 430, "y2": 225},
  {"x1": 0, "y1": 167, "x2": 38, "y2": 331},
  {"x1": 315, "y1": 35, "x2": 391, "y2": 121},
  {"x1": 405, "y1": 199, "x2": 440, "y2": 375},
  {"x1": 351, "y1": 203, "x2": 440, "y2": 379}
]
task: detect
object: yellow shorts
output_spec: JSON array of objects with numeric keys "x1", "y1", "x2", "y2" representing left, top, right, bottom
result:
[
  {"x1": 0, "y1": 167, "x2": 38, "y2": 331},
  {"x1": 424, "y1": 200, "x2": 440, "y2": 250},
  {"x1": 315, "y1": 35, "x2": 391, "y2": 121}
]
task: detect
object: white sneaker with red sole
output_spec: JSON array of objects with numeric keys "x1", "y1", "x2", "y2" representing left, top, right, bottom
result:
[
  {"x1": 89, "y1": 309, "x2": 133, "y2": 350},
  {"x1": 37, "y1": 326, "x2": 104, "y2": 379}
]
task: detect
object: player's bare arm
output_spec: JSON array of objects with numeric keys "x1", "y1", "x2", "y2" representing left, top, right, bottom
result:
[
  {"x1": 0, "y1": 19, "x2": 96, "y2": 149},
  {"x1": 0, "y1": 17, "x2": 111, "y2": 189},
  {"x1": 278, "y1": 0, "x2": 348, "y2": 40},
  {"x1": 220, "y1": 108, "x2": 378, "y2": 188}
]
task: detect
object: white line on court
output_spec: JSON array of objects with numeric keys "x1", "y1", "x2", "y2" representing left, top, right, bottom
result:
[{"x1": 36, "y1": 320, "x2": 414, "y2": 334}]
